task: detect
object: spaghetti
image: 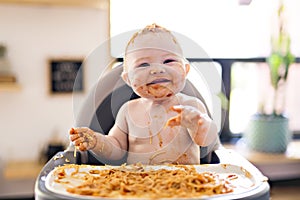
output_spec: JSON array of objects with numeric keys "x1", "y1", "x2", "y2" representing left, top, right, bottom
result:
[{"x1": 53, "y1": 164, "x2": 234, "y2": 199}]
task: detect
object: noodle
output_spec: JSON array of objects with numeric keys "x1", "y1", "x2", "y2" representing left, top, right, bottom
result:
[
  {"x1": 53, "y1": 164, "x2": 234, "y2": 199},
  {"x1": 73, "y1": 146, "x2": 77, "y2": 158}
]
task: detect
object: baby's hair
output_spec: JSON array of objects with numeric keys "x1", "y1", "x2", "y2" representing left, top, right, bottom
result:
[
  {"x1": 123, "y1": 23, "x2": 181, "y2": 71},
  {"x1": 126, "y1": 24, "x2": 175, "y2": 48}
]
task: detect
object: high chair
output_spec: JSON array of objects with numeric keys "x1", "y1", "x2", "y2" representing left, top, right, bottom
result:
[{"x1": 35, "y1": 64, "x2": 270, "y2": 199}]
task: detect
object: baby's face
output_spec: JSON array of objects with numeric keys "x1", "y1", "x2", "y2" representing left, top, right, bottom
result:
[{"x1": 123, "y1": 48, "x2": 189, "y2": 100}]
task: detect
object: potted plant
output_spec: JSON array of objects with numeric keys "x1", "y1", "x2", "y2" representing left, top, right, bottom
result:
[{"x1": 244, "y1": 1, "x2": 294, "y2": 153}]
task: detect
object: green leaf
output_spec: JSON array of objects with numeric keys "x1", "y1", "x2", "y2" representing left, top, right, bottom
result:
[
  {"x1": 267, "y1": 53, "x2": 282, "y2": 88},
  {"x1": 283, "y1": 51, "x2": 294, "y2": 80},
  {"x1": 217, "y1": 92, "x2": 229, "y2": 110}
]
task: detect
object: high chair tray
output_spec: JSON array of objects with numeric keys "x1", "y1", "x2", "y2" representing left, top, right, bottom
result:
[{"x1": 35, "y1": 149, "x2": 270, "y2": 200}]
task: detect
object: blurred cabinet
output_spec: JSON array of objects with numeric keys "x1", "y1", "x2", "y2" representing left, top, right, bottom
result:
[
  {"x1": 0, "y1": 161, "x2": 43, "y2": 198},
  {"x1": 0, "y1": 83, "x2": 21, "y2": 92}
]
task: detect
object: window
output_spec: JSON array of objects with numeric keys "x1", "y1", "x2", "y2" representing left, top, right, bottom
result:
[
  {"x1": 230, "y1": 62, "x2": 300, "y2": 133},
  {"x1": 110, "y1": 0, "x2": 300, "y2": 58}
]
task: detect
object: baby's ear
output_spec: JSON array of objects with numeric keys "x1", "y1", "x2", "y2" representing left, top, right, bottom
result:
[
  {"x1": 121, "y1": 71, "x2": 131, "y2": 86},
  {"x1": 185, "y1": 63, "x2": 190, "y2": 75}
]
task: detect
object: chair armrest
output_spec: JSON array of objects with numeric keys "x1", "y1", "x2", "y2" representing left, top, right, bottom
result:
[{"x1": 34, "y1": 150, "x2": 81, "y2": 200}]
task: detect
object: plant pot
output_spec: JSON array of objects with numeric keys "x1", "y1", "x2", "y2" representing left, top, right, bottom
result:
[{"x1": 244, "y1": 114, "x2": 291, "y2": 153}]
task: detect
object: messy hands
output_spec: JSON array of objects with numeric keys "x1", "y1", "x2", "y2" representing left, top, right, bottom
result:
[
  {"x1": 69, "y1": 127, "x2": 97, "y2": 151},
  {"x1": 166, "y1": 105, "x2": 209, "y2": 133}
]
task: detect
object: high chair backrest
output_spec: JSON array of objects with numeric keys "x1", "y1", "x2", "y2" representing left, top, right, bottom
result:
[{"x1": 75, "y1": 64, "x2": 220, "y2": 165}]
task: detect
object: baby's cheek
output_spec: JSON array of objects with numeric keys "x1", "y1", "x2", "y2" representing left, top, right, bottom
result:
[
  {"x1": 129, "y1": 70, "x2": 148, "y2": 85},
  {"x1": 135, "y1": 85, "x2": 148, "y2": 94}
]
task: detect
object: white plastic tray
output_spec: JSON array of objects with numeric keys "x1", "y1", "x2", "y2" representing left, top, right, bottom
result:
[{"x1": 45, "y1": 164, "x2": 268, "y2": 199}]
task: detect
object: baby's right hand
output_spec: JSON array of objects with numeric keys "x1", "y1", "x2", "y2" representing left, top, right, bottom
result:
[{"x1": 69, "y1": 127, "x2": 97, "y2": 151}]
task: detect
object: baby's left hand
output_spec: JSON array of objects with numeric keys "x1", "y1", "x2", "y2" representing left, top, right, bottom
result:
[{"x1": 166, "y1": 105, "x2": 207, "y2": 131}]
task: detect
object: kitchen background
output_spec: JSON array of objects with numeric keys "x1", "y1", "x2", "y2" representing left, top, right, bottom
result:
[{"x1": 0, "y1": 1, "x2": 109, "y2": 162}]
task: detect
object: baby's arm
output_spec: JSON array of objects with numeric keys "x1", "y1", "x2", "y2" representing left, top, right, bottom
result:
[
  {"x1": 69, "y1": 125, "x2": 128, "y2": 160},
  {"x1": 166, "y1": 102, "x2": 218, "y2": 147}
]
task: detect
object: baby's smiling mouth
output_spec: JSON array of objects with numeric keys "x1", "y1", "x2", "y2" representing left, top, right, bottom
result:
[{"x1": 146, "y1": 78, "x2": 171, "y2": 86}]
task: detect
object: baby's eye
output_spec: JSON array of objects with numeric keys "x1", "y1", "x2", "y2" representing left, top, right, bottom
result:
[
  {"x1": 163, "y1": 59, "x2": 177, "y2": 64},
  {"x1": 137, "y1": 63, "x2": 150, "y2": 67}
]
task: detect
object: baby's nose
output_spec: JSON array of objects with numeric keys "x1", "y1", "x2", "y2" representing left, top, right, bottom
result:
[{"x1": 150, "y1": 65, "x2": 166, "y2": 75}]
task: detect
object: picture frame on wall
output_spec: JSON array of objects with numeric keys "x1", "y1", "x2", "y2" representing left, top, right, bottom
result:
[{"x1": 48, "y1": 58, "x2": 84, "y2": 95}]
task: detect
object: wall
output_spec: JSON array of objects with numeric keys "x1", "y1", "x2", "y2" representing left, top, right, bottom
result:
[{"x1": 0, "y1": 4, "x2": 109, "y2": 162}]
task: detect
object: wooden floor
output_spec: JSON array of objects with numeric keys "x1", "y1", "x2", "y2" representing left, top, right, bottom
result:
[{"x1": 270, "y1": 179, "x2": 300, "y2": 200}]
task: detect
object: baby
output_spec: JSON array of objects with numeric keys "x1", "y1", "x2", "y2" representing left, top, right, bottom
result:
[{"x1": 70, "y1": 24, "x2": 218, "y2": 165}]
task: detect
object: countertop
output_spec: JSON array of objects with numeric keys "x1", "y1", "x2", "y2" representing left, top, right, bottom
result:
[{"x1": 224, "y1": 139, "x2": 300, "y2": 181}]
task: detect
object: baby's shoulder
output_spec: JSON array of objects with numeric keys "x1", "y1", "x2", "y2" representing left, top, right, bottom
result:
[
  {"x1": 125, "y1": 98, "x2": 146, "y2": 108},
  {"x1": 177, "y1": 93, "x2": 205, "y2": 108},
  {"x1": 118, "y1": 98, "x2": 143, "y2": 115},
  {"x1": 177, "y1": 93, "x2": 201, "y2": 103}
]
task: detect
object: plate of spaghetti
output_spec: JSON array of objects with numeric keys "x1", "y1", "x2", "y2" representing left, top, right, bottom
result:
[{"x1": 45, "y1": 163, "x2": 262, "y2": 199}]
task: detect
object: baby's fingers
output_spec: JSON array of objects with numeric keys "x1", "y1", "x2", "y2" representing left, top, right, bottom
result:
[
  {"x1": 73, "y1": 137, "x2": 84, "y2": 146},
  {"x1": 198, "y1": 118, "x2": 203, "y2": 125},
  {"x1": 79, "y1": 142, "x2": 88, "y2": 151},
  {"x1": 69, "y1": 128, "x2": 77, "y2": 135},
  {"x1": 170, "y1": 105, "x2": 183, "y2": 113},
  {"x1": 165, "y1": 115, "x2": 181, "y2": 127},
  {"x1": 70, "y1": 134, "x2": 80, "y2": 142}
]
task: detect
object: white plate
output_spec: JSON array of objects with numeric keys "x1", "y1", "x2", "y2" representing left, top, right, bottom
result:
[{"x1": 45, "y1": 164, "x2": 266, "y2": 199}]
